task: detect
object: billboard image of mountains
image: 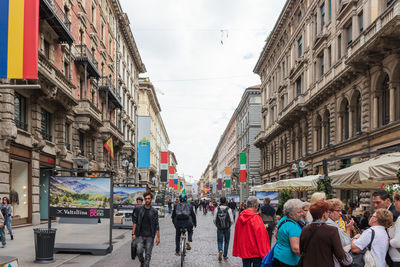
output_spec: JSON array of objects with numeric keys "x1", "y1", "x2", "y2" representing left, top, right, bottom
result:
[
  {"x1": 50, "y1": 176, "x2": 111, "y2": 209},
  {"x1": 113, "y1": 187, "x2": 146, "y2": 209}
]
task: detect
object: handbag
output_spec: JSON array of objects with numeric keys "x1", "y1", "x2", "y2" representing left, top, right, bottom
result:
[
  {"x1": 131, "y1": 239, "x2": 137, "y2": 260},
  {"x1": 350, "y1": 229, "x2": 377, "y2": 267}
]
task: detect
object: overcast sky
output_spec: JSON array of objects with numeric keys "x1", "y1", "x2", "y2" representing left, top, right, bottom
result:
[{"x1": 120, "y1": 0, "x2": 286, "y2": 183}]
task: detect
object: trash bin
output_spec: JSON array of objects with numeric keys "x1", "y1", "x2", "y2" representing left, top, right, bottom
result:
[{"x1": 33, "y1": 228, "x2": 57, "y2": 263}]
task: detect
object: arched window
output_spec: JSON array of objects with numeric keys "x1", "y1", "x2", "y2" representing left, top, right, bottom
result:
[
  {"x1": 341, "y1": 99, "x2": 350, "y2": 140},
  {"x1": 316, "y1": 115, "x2": 322, "y2": 150},
  {"x1": 381, "y1": 74, "x2": 390, "y2": 126},
  {"x1": 324, "y1": 110, "x2": 330, "y2": 146},
  {"x1": 280, "y1": 139, "x2": 284, "y2": 165},
  {"x1": 283, "y1": 137, "x2": 287, "y2": 164},
  {"x1": 355, "y1": 92, "x2": 362, "y2": 134}
]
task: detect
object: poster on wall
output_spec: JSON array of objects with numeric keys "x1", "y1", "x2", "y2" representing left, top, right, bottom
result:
[
  {"x1": 256, "y1": 191, "x2": 279, "y2": 208},
  {"x1": 49, "y1": 176, "x2": 111, "y2": 218},
  {"x1": 113, "y1": 187, "x2": 147, "y2": 209},
  {"x1": 226, "y1": 195, "x2": 240, "y2": 203}
]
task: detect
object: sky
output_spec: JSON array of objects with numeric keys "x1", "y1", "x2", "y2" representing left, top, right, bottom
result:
[{"x1": 119, "y1": 0, "x2": 286, "y2": 183}]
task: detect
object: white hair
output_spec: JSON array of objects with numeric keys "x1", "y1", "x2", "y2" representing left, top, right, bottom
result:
[
  {"x1": 246, "y1": 196, "x2": 260, "y2": 208},
  {"x1": 283, "y1": 199, "x2": 303, "y2": 217}
]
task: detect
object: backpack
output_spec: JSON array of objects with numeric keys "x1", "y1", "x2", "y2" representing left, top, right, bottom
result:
[
  {"x1": 216, "y1": 207, "x2": 231, "y2": 230},
  {"x1": 175, "y1": 203, "x2": 191, "y2": 220},
  {"x1": 1, "y1": 207, "x2": 7, "y2": 218}
]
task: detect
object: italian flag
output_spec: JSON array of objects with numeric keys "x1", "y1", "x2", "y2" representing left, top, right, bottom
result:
[{"x1": 240, "y1": 153, "x2": 247, "y2": 182}]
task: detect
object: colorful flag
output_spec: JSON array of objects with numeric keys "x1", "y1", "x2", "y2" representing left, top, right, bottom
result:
[
  {"x1": 104, "y1": 136, "x2": 114, "y2": 158},
  {"x1": 160, "y1": 152, "x2": 168, "y2": 182},
  {"x1": 217, "y1": 178, "x2": 222, "y2": 190},
  {"x1": 240, "y1": 153, "x2": 247, "y2": 182},
  {"x1": 0, "y1": 0, "x2": 39, "y2": 79},
  {"x1": 225, "y1": 167, "x2": 231, "y2": 188},
  {"x1": 138, "y1": 116, "x2": 151, "y2": 168}
]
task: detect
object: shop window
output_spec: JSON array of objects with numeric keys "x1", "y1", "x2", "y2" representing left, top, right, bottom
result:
[
  {"x1": 14, "y1": 93, "x2": 27, "y2": 131},
  {"x1": 10, "y1": 159, "x2": 29, "y2": 224},
  {"x1": 41, "y1": 108, "x2": 52, "y2": 142}
]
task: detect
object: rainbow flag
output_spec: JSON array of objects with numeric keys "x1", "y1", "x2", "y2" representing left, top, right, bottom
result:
[
  {"x1": 104, "y1": 136, "x2": 114, "y2": 158},
  {"x1": 0, "y1": 0, "x2": 39, "y2": 79}
]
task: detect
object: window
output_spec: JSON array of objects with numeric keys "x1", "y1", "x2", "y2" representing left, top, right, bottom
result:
[
  {"x1": 91, "y1": 4, "x2": 95, "y2": 24},
  {"x1": 298, "y1": 11, "x2": 302, "y2": 22},
  {"x1": 79, "y1": 132, "x2": 85, "y2": 155},
  {"x1": 321, "y1": 4, "x2": 325, "y2": 30},
  {"x1": 314, "y1": 13, "x2": 318, "y2": 35},
  {"x1": 338, "y1": 34, "x2": 342, "y2": 59},
  {"x1": 381, "y1": 75, "x2": 390, "y2": 126},
  {"x1": 328, "y1": 46, "x2": 332, "y2": 69},
  {"x1": 80, "y1": 78, "x2": 84, "y2": 100},
  {"x1": 359, "y1": 12, "x2": 364, "y2": 32},
  {"x1": 14, "y1": 93, "x2": 27, "y2": 130},
  {"x1": 65, "y1": 123, "x2": 70, "y2": 150},
  {"x1": 44, "y1": 40, "x2": 50, "y2": 59},
  {"x1": 296, "y1": 77, "x2": 302, "y2": 96},
  {"x1": 298, "y1": 36, "x2": 302, "y2": 57},
  {"x1": 341, "y1": 100, "x2": 349, "y2": 140},
  {"x1": 329, "y1": 0, "x2": 332, "y2": 21},
  {"x1": 91, "y1": 138, "x2": 96, "y2": 160},
  {"x1": 387, "y1": 0, "x2": 393, "y2": 6},
  {"x1": 324, "y1": 110, "x2": 331, "y2": 146},
  {"x1": 314, "y1": 62, "x2": 317, "y2": 81},
  {"x1": 41, "y1": 108, "x2": 52, "y2": 141},
  {"x1": 316, "y1": 115, "x2": 322, "y2": 150},
  {"x1": 319, "y1": 52, "x2": 324, "y2": 77},
  {"x1": 355, "y1": 93, "x2": 362, "y2": 134},
  {"x1": 282, "y1": 61, "x2": 286, "y2": 77},
  {"x1": 63, "y1": 60, "x2": 69, "y2": 78},
  {"x1": 346, "y1": 23, "x2": 352, "y2": 45}
]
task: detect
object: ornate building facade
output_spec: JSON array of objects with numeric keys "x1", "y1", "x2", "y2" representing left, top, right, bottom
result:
[
  {"x1": 254, "y1": 0, "x2": 400, "y2": 183},
  {"x1": 0, "y1": 0, "x2": 145, "y2": 225}
]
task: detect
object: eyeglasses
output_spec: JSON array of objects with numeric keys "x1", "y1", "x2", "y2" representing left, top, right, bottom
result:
[{"x1": 333, "y1": 209, "x2": 342, "y2": 213}]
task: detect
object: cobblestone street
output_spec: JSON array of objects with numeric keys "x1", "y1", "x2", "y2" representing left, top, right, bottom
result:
[{"x1": 92, "y1": 210, "x2": 242, "y2": 267}]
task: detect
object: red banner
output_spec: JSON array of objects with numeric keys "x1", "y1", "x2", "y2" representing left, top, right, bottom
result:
[{"x1": 240, "y1": 170, "x2": 247, "y2": 182}]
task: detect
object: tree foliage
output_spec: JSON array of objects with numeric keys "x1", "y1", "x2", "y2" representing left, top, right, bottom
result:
[
  {"x1": 317, "y1": 176, "x2": 333, "y2": 199},
  {"x1": 277, "y1": 189, "x2": 293, "y2": 216}
]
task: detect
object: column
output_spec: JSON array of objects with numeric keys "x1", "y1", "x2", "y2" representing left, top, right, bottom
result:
[
  {"x1": 373, "y1": 95, "x2": 379, "y2": 128},
  {"x1": 321, "y1": 121, "x2": 326, "y2": 148},
  {"x1": 349, "y1": 107, "x2": 354, "y2": 137},
  {"x1": 337, "y1": 114, "x2": 343, "y2": 142},
  {"x1": 390, "y1": 86, "x2": 395, "y2": 122}
]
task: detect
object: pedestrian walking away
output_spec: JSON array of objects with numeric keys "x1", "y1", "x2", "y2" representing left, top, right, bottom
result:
[
  {"x1": 260, "y1": 197, "x2": 276, "y2": 244},
  {"x1": 233, "y1": 196, "x2": 270, "y2": 267},
  {"x1": 132, "y1": 192, "x2": 160, "y2": 267},
  {"x1": 1, "y1": 197, "x2": 13, "y2": 240},
  {"x1": 214, "y1": 197, "x2": 234, "y2": 261},
  {"x1": 0, "y1": 208, "x2": 6, "y2": 248},
  {"x1": 228, "y1": 198, "x2": 237, "y2": 220},
  {"x1": 172, "y1": 194, "x2": 197, "y2": 255}
]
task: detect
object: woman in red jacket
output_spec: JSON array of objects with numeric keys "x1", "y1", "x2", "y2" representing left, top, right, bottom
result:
[{"x1": 233, "y1": 196, "x2": 270, "y2": 266}]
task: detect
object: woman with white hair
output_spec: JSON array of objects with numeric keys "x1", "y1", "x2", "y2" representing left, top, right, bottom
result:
[{"x1": 273, "y1": 199, "x2": 303, "y2": 267}]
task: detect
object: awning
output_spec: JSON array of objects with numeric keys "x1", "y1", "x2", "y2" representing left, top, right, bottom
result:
[
  {"x1": 330, "y1": 152, "x2": 400, "y2": 189},
  {"x1": 251, "y1": 175, "x2": 323, "y2": 192}
]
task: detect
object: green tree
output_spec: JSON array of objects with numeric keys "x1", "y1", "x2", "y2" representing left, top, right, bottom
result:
[
  {"x1": 277, "y1": 189, "x2": 293, "y2": 216},
  {"x1": 317, "y1": 176, "x2": 333, "y2": 199}
]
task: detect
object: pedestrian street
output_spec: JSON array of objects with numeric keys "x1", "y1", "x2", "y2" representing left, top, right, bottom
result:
[{"x1": 93, "y1": 210, "x2": 242, "y2": 267}]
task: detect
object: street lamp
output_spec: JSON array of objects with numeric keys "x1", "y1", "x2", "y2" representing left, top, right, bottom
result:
[{"x1": 121, "y1": 158, "x2": 134, "y2": 182}]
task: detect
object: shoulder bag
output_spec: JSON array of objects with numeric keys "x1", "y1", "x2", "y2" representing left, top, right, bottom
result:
[
  {"x1": 350, "y1": 229, "x2": 377, "y2": 267},
  {"x1": 297, "y1": 223, "x2": 322, "y2": 267}
]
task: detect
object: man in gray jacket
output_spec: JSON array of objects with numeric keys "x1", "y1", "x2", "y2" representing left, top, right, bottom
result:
[
  {"x1": 0, "y1": 210, "x2": 5, "y2": 248},
  {"x1": 213, "y1": 197, "x2": 234, "y2": 261}
]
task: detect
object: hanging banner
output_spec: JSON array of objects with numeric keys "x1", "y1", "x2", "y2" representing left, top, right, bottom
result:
[
  {"x1": 138, "y1": 116, "x2": 151, "y2": 168},
  {"x1": 240, "y1": 153, "x2": 247, "y2": 183},
  {"x1": 169, "y1": 166, "x2": 175, "y2": 188},
  {"x1": 191, "y1": 183, "x2": 198, "y2": 195},
  {"x1": 0, "y1": 0, "x2": 40, "y2": 79},
  {"x1": 113, "y1": 187, "x2": 146, "y2": 209},
  {"x1": 160, "y1": 152, "x2": 168, "y2": 182},
  {"x1": 217, "y1": 178, "x2": 222, "y2": 190},
  {"x1": 49, "y1": 176, "x2": 111, "y2": 218},
  {"x1": 212, "y1": 182, "x2": 216, "y2": 193},
  {"x1": 225, "y1": 167, "x2": 231, "y2": 188}
]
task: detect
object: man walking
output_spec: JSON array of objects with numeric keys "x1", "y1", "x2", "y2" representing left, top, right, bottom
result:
[
  {"x1": 132, "y1": 192, "x2": 160, "y2": 267},
  {"x1": 233, "y1": 196, "x2": 270, "y2": 267},
  {"x1": 372, "y1": 189, "x2": 400, "y2": 221},
  {"x1": 132, "y1": 196, "x2": 143, "y2": 219},
  {"x1": 228, "y1": 198, "x2": 237, "y2": 220},
  {"x1": 172, "y1": 194, "x2": 197, "y2": 255},
  {"x1": 260, "y1": 198, "x2": 276, "y2": 243},
  {"x1": 213, "y1": 197, "x2": 234, "y2": 261}
]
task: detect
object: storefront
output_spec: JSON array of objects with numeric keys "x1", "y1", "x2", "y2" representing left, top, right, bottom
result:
[{"x1": 9, "y1": 145, "x2": 32, "y2": 225}]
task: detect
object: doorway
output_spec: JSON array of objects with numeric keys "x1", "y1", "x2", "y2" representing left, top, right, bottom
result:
[{"x1": 40, "y1": 168, "x2": 51, "y2": 220}]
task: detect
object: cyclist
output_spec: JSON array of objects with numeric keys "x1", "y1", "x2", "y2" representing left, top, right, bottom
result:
[{"x1": 172, "y1": 194, "x2": 197, "y2": 255}]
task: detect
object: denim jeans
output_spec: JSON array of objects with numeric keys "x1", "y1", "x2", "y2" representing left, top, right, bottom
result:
[
  {"x1": 136, "y1": 236, "x2": 154, "y2": 267},
  {"x1": 5, "y1": 217, "x2": 12, "y2": 237},
  {"x1": 0, "y1": 227, "x2": 6, "y2": 246},
  {"x1": 242, "y1": 257, "x2": 262, "y2": 267},
  {"x1": 217, "y1": 228, "x2": 230, "y2": 257}
]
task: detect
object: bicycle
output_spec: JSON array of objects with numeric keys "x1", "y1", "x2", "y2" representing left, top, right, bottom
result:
[{"x1": 179, "y1": 228, "x2": 187, "y2": 266}]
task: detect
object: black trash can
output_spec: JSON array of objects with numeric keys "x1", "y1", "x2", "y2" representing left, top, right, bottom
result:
[{"x1": 33, "y1": 228, "x2": 57, "y2": 263}]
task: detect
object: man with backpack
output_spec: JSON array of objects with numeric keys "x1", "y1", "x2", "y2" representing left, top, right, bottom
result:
[
  {"x1": 213, "y1": 197, "x2": 234, "y2": 261},
  {"x1": 172, "y1": 194, "x2": 197, "y2": 255}
]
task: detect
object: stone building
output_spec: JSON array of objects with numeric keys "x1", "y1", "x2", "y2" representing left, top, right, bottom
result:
[
  {"x1": 137, "y1": 78, "x2": 170, "y2": 189},
  {"x1": 254, "y1": 0, "x2": 400, "y2": 187},
  {"x1": 0, "y1": 0, "x2": 145, "y2": 225}
]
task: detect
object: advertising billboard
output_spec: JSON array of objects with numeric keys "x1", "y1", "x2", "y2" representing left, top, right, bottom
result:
[
  {"x1": 113, "y1": 187, "x2": 147, "y2": 209},
  {"x1": 256, "y1": 191, "x2": 279, "y2": 208},
  {"x1": 49, "y1": 176, "x2": 111, "y2": 218},
  {"x1": 226, "y1": 195, "x2": 240, "y2": 203}
]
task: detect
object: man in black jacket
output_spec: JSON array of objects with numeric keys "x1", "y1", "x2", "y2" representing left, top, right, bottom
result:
[
  {"x1": 227, "y1": 198, "x2": 237, "y2": 220},
  {"x1": 132, "y1": 192, "x2": 160, "y2": 267},
  {"x1": 172, "y1": 194, "x2": 196, "y2": 255},
  {"x1": 372, "y1": 189, "x2": 400, "y2": 221}
]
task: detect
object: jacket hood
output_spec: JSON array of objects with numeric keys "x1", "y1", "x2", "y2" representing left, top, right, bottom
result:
[{"x1": 238, "y1": 209, "x2": 258, "y2": 225}]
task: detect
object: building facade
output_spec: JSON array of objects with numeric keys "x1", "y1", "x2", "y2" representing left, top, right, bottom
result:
[
  {"x1": 137, "y1": 78, "x2": 170, "y2": 188},
  {"x1": 254, "y1": 0, "x2": 400, "y2": 183},
  {"x1": 0, "y1": 0, "x2": 146, "y2": 226}
]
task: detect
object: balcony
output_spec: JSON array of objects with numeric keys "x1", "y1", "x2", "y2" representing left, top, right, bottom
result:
[
  {"x1": 277, "y1": 95, "x2": 306, "y2": 126},
  {"x1": 99, "y1": 77, "x2": 122, "y2": 109},
  {"x1": 39, "y1": 0, "x2": 74, "y2": 43},
  {"x1": 75, "y1": 45, "x2": 101, "y2": 79},
  {"x1": 75, "y1": 100, "x2": 103, "y2": 130},
  {"x1": 336, "y1": 0, "x2": 359, "y2": 21},
  {"x1": 100, "y1": 121, "x2": 124, "y2": 145}
]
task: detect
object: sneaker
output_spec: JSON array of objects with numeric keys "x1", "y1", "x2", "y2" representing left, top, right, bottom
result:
[
  {"x1": 175, "y1": 252, "x2": 180, "y2": 256},
  {"x1": 186, "y1": 242, "x2": 191, "y2": 250},
  {"x1": 218, "y1": 251, "x2": 223, "y2": 261},
  {"x1": 224, "y1": 257, "x2": 228, "y2": 260},
  {"x1": 1, "y1": 244, "x2": 5, "y2": 248}
]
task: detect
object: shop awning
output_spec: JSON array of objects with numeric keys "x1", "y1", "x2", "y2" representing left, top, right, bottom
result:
[
  {"x1": 251, "y1": 175, "x2": 323, "y2": 192},
  {"x1": 330, "y1": 152, "x2": 400, "y2": 189}
]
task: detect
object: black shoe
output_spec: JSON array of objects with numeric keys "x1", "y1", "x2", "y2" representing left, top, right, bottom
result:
[{"x1": 11, "y1": 235, "x2": 13, "y2": 240}]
